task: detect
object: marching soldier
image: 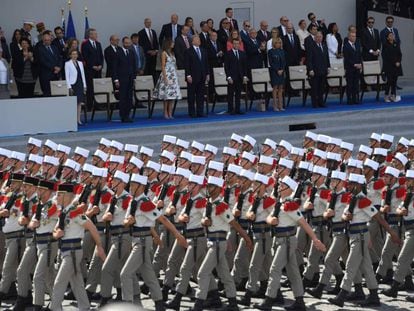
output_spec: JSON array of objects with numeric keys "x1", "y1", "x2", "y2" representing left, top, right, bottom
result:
[
  {"x1": 50, "y1": 183, "x2": 106, "y2": 310},
  {"x1": 204, "y1": 144, "x2": 218, "y2": 164},
  {"x1": 25, "y1": 154, "x2": 43, "y2": 177},
  {"x1": 26, "y1": 137, "x2": 42, "y2": 155}
]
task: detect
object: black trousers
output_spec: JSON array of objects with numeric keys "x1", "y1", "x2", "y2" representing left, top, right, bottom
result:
[
  {"x1": 144, "y1": 55, "x2": 157, "y2": 82},
  {"x1": 385, "y1": 73, "x2": 398, "y2": 96},
  {"x1": 118, "y1": 75, "x2": 134, "y2": 120},
  {"x1": 345, "y1": 69, "x2": 360, "y2": 104},
  {"x1": 309, "y1": 75, "x2": 326, "y2": 107},
  {"x1": 85, "y1": 68, "x2": 102, "y2": 109},
  {"x1": 187, "y1": 79, "x2": 206, "y2": 116},
  {"x1": 227, "y1": 78, "x2": 242, "y2": 113},
  {"x1": 16, "y1": 81, "x2": 35, "y2": 98}
]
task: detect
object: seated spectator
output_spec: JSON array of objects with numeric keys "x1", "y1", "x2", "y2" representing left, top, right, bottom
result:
[{"x1": 12, "y1": 37, "x2": 37, "y2": 98}]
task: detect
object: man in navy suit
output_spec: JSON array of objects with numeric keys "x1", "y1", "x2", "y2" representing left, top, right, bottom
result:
[
  {"x1": 138, "y1": 18, "x2": 159, "y2": 80},
  {"x1": 82, "y1": 28, "x2": 104, "y2": 109},
  {"x1": 256, "y1": 20, "x2": 271, "y2": 67},
  {"x1": 36, "y1": 32, "x2": 62, "y2": 96},
  {"x1": 130, "y1": 33, "x2": 146, "y2": 75},
  {"x1": 283, "y1": 23, "x2": 302, "y2": 66},
  {"x1": 159, "y1": 14, "x2": 182, "y2": 46},
  {"x1": 174, "y1": 26, "x2": 191, "y2": 70},
  {"x1": 224, "y1": 38, "x2": 248, "y2": 114},
  {"x1": 225, "y1": 7, "x2": 239, "y2": 31},
  {"x1": 206, "y1": 31, "x2": 224, "y2": 101},
  {"x1": 306, "y1": 31, "x2": 330, "y2": 108},
  {"x1": 380, "y1": 16, "x2": 400, "y2": 45},
  {"x1": 103, "y1": 35, "x2": 119, "y2": 79},
  {"x1": 361, "y1": 16, "x2": 381, "y2": 61},
  {"x1": 113, "y1": 37, "x2": 137, "y2": 123},
  {"x1": 343, "y1": 31, "x2": 362, "y2": 105},
  {"x1": 199, "y1": 21, "x2": 210, "y2": 48},
  {"x1": 185, "y1": 35, "x2": 209, "y2": 117}
]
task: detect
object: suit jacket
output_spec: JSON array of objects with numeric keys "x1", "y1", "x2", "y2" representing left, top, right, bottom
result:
[
  {"x1": 65, "y1": 60, "x2": 86, "y2": 88},
  {"x1": 306, "y1": 42, "x2": 330, "y2": 76},
  {"x1": 282, "y1": 33, "x2": 302, "y2": 66},
  {"x1": 36, "y1": 44, "x2": 62, "y2": 78},
  {"x1": 361, "y1": 27, "x2": 381, "y2": 61},
  {"x1": 138, "y1": 28, "x2": 159, "y2": 53},
  {"x1": 130, "y1": 44, "x2": 146, "y2": 71},
  {"x1": 184, "y1": 46, "x2": 209, "y2": 83},
  {"x1": 199, "y1": 32, "x2": 210, "y2": 48},
  {"x1": 159, "y1": 23, "x2": 183, "y2": 44},
  {"x1": 11, "y1": 49, "x2": 38, "y2": 79},
  {"x1": 207, "y1": 40, "x2": 224, "y2": 68},
  {"x1": 104, "y1": 45, "x2": 119, "y2": 78},
  {"x1": 227, "y1": 18, "x2": 239, "y2": 31},
  {"x1": 240, "y1": 30, "x2": 250, "y2": 44},
  {"x1": 380, "y1": 27, "x2": 400, "y2": 45},
  {"x1": 304, "y1": 35, "x2": 316, "y2": 52},
  {"x1": 81, "y1": 40, "x2": 104, "y2": 71},
  {"x1": 52, "y1": 38, "x2": 66, "y2": 56},
  {"x1": 174, "y1": 35, "x2": 190, "y2": 69},
  {"x1": 244, "y1": 37, "x2": 263, "y2": 69},
  {"x1": 224, "y1": 50, "x2": 247, "y2": 81},
  {"x1": 343, "y1": 40, "x2": 362, "y2": 72},
  {"x1": 257, "y1": 30, "x2": 271, "y2": 45},
  {"x1": 277, "y1": 25, "x2": 295, "y2": 37},
  {"x1": 382, "y1": 41, "x2": 402, "y2": 76},
  {"x1": 217, "y1": 28, "x2": 230, "y2": 52},
  {"x1": 112, "y1": 48, "x2": 137, "y2": 81},
  {"x1": 308, "y1": 21, "x2": 328, "y2": 37}
]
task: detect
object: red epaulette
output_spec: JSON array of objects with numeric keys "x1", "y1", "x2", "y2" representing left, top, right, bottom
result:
[
  {"x1": 341, "y1": 192, "x2": 351, "y2": 203},
  {"x1": 234, "y1": 187, "x2": 241, "y2": 199},
  {"x1": 396, "y1": 187, "x2": 406, "y2": 199},
  {"x1": 122, "y1": 196, "x2": 132, "y2": 210},
  {"x1": 151, "y1": 183, "x2": 161, "y2": 194},
  {"x1": 373, "y1": 179, "x2": 386, "y2": 190},
  {"x1": 358, "y1": 197, "x2": 372, "y2": 209},
  {"x1": 15, "y1": 199, "x2": 22, "y2": 209},
  {"x1": 379, "y1": 166, "x2": 386, "y2": 177},
  {"x1": 181, "y1": 193, "x2": 190, "y2": 206},
  {"x1": 166, "y1": 185, "x2": 176, "y2": 197},
  {"x1": 140, "y1": 200, "x2": 156, "y2": 212},
  {"x1": 69, "y1": 207, "x2": 84, "y2": 218},
  {"x1": 248, "y1": 193, "x2": 255, "y2": 204},
  {"x1": 320, "y1": 189, "x2": 331, "y2": 200},
  {"x1": 284, "y1": 201, "x2": 300, "y2": 211},
  {"x1": 267, "y1": 177, "x2": 275, "y2": 187},
  {"x1": 195, "y1": 198, "x2": 207, "y2": 209},
  {"x1": 381, "y1": 189, "x2": 387, "y2": 200},
  {"x1": 48, "y1": 204, "x2": 58, "y2": 217},
  {"x1": 74, "y1": 184, "x2": 84, "y2": 195},
  {"x1": 386, "y1": 153, "x2": 394, "y2": 163},
  {"x1": 399, "y1": 176, "x2": 406, "y2": 186},
  {"x1": 215, "y1": 202, "x2": 229, "y2": 215},
  {"x1": 31, "y1": 204, "x2": 37, "y2": 214},
  {"x1": 263, "y1": 197, "x2": 276, "y2": 209},
  {"x1": 306, "y1": 150, "x2": 314, "y2": 161},
  {"x1": 101, "y1": 192, "x2": 112, "y2": 204}
]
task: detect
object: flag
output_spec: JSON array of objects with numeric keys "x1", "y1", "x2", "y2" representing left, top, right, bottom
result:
[
  {"x1": 66, "y1": 10, "x2": 76, "y2": 39},
  {"x1": 84, "y1": 15, "x2": 90, "y2": 39}
]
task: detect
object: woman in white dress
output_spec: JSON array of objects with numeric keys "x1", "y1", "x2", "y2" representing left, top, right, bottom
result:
[
  {"x1": 153, "y1": 38, "x2": 182, "y2": 119},
  {"x1": 296, "y1": 19, "x2": 310, "y2": 51},
  {"x1": 326, "y1": 23, "x2": 343, "y2": 65}
]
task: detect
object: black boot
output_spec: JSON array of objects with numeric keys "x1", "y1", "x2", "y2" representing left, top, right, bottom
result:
[
  {"x1": 7, "y1": 295, "x2": 26, "y2": 311},
  {"x1": 238, "y1": 289, "x2": 252, "y2": 306},
  {"x1": 114, "y1": 287, "x2": 122, "y2": 301},
  {"x1": 32, "y1": 306, "x2": 43, "y2": 311},
  {"x1": 359, "y1": 289, "x2": 380, "y2": 307},
  {"x1": 203, "y1": 289, "x2": 222, "y2": 308},
  {"x1": 165, "y1": 292, "x2": 183, "y2": 310},
  {"x1": 327, "y1": 274, "x2": 343, "y2": 295},
  {"x1": 400, "y1": 275, "x2": 414, "y2": 291},
  {"x1": 140, "y1": 283, "x2": 150, "y2": 295},
  {"x1": 155, "y1": 299, "x2": 166, "y2": 311},
  {"x1": 64, "y1": 288, "x2": 75, "y2": 300},
  {"x1": 274, "y1": 289, "x2": 285, "y2": 305},
  {"x1": 302, "y1": 277, "x2": 318, "y2": 288},
  {"x1": 285, "y1": 296, "x2": 306, "y2": 311},
  {"x1": 219, "y1": 297, "x2": 239, "y2": 311},
  {"x1": 252, "y1": 281, "x2": 267, "y2": 298},
  {"x1": 380, "y1": 269, "x2": 394, "y2": 284},
  {"x1": 406, "y1": 295, "x2": 414, "y2": 302},
  {"x1": 254, "y1": 296, "x2": 275, "y2": 311},
  {"x1": 236, "y1": 277, "x2": 248, "y2": 291},
  {"x1": 281, "y1": 279, "x2": 290, "y2": 288},
  {"x1": 0, "y1": 291, "x2": 6, "y2": 304},
  {"x1": 6, "y1": 282, "x2": 17, "y2": 300},
  {"x1": 162, "y1": 285, "x2": 170, "y2": 302},
  {"x1": 190, "y1": 299, "x2": 204, "y2": 311},
  {"x1": 347, "y1": 283, "x2": 365, "y2": 301},
  {"x1": 328, "y1": 289, "x2": 348, "y2": 307},
  {"x1": 306, "y1": 283, "x2": 325, "y2": 299},
  {"x1": 98, "y1": 296, "x2": 111, "y2": 307},
  {"x1": 382, "y1": 280, "x2": 400, "y2": 298}
]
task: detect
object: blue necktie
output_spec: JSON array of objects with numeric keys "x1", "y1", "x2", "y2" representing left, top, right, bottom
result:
[
  {"x1": 172, "y1": 25, "x2": 177, "y2": 40},
  {"x1": 135, "y1": 46, "x2": 141, "y2": 69},
  {"x1": 196, "y1": 47, "x2": 201, "y2": 60}
]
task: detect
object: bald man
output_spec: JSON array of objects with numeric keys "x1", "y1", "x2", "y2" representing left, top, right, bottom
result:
[{"x1": 104, "y1": 35, "x2": 120, "y2": 79}]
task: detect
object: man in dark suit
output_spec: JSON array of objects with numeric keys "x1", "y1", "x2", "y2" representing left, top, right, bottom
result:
[
  {"x1": 380, "y1": 15, "x2": 401, "y2": 45},
  {"x1": 244, "y1": 28, "x2": 264, "y2": 70},
  {"x1": 304, "y1": 24, "x2": 318, "y2": 52},
  {"x1": 113, "y1": 37, "x2": 137, "y2": 123},
  {"x1": 217, "y1": 19, "x2": 231, "y2": 53},
  {"x1": 277, "y1": 16, "x2": 294, "y2": 37},
  {"x1": 240, "y1": 21, "x2": 251, "y2": 44},
  {"x1": 361, "y1": 17, "x2": 381, "y2": 61},
  {"x1": 103, "y1": 35, "x2": 119, "y2": 78},
  {"x1": 138, "y1": 18, "x2": 159, "y2": 79},
  {"x1": 199, "y1": 21, "x2": 210, "y2": 48},
  {"x1": 185, "y1": 35, "x2": 209, "y2": 117},
  {"x1": 36, "y1": 32, "x2": 62, "y2": 96},
  {"x1": 81, "y1": 28, "x2": 104, "y2": 109},
  {"x1": 343, "y1": 31, "x2": 362, "y2": 105},
  {"x1": 130, "y1": 33, "x2": 146, "y2": 75},
  {"x1": 283, "y1": 23, "x2": 302, "y2": 66},
  {"x1": 307, "y1": 12, "x2": 328, "y2": 38},
  {"x1": 257, "y1": 20, "x2": 270, "y2": 67},
  {"x1": 52, "y1": 26, "x2": 66, "y2": 58},
  {"x1": 174, "y1": 26, "x2": 191, "y2": 70},
  {"x1": 206, "y1": 31, "x2": 224, "y2": 101},
  {"x1": 306, "y1": 32, "x2": 330, "y2": 108},
  {"x1": 225, "y1": 7, "x2": 239, "y2": 31},
  {"x1": 159, "y1": 14, "x2": 182, "y2": 46},
  {"x1": 224, "y1": 38, "x2": 248, "y2": 114}
]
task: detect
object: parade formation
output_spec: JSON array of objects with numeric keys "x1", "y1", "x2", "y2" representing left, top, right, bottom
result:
[{"x1": 0, "y1": 131, "x2": 414, "y2": 311}]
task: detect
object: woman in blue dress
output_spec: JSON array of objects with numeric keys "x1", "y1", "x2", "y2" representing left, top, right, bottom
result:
[{"x1": 268, "y1": 38, "x2": 286, "y2": 111}]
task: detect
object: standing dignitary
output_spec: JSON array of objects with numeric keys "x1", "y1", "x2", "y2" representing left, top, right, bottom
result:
[
  {"x1": 138, "y1": 18, "x2": 159, "y2": 80},
  {"x1": 343, "y1": 31, "x2": 362, "y2": 105},
  {"x1": 174, "y1": 26, "x2": 191, "y2": 70},
  {"x1": 306, "y1": 31, "x2": 330, "y2": 108},
  {"x1": 82, "y1": 28, "x2": 104, "y2": 110},
  {"x1": 130, "y1": 33, "x2": 146, "y2": 75},
  {"x1": 224, "y1": 38, "x2": 248, "y2": 115},
  {"x1": 104, "y1": 35, "x2": 120, "y2": 79},
  {"x1": 36, "y1": 32, "x2": 62, "y2": 96},
  {"x1": 185, "y1": 35, "x2": 209, "y2": 118},
  {"x1": 113, "y1": 37, "x2": 137, "y2": 123},
  {"x1": 159, "y1": 14, "x2": 182, "y2": 45},
  {"x1": 361, "y1": 17, "x2": 381, "y2": 61}
]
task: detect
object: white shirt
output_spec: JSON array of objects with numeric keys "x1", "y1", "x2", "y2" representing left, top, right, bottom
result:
[
  {"x1": 326, "y1": 33, "x2": 339, "y2": 58},
  {"x1": 0, "y1": 59, "x2": 8, "y2": 84},
  {"x1": 296, "y1": 28, "x2": 310, "y2": 50}
]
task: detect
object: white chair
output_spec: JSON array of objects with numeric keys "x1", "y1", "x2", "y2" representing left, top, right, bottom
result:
[
  {"x1": 251, "y1": 68, "x2": 272, "y2": 110},
  {"x1": 212, "y1": 67, "x2": 248, "y2": 112},
  {"x1": 325, "y1": 63, "x2": 346, "y2": 104},
  {"x1": 133, "y1": 75, "x2": 154, "y2": 118},
  {"x1": 361, "y1": 60, "x2": 386, "y2": 102},
  {"x1": 288, "y1": 65, "x2": 311, "y2": 106},
  {"x1": 92, "y1": 78, "x2": 119, "y2": 121}
]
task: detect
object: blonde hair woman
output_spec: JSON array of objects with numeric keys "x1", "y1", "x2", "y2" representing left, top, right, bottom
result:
[
  {"x1": 266, "y1": 27, "x2": 280, "y2": 51},
  {"x1": 268, "y1": 38, "x2": 286, "y2": 111}
]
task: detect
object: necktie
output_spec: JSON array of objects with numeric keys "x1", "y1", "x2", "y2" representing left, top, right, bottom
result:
[
  {"x1": 125, "y1": 49, "x2": 129, "y2": 56},
  {"x1": 184, "y1": 36, "x2": 190, "y2": 48},
  {"x1": 389, "y1": 28, "x2": 394, "y2": 34},
  {"x1": 172, "y1": 25, "x2": 177, "y2": 40},
  {"x1": 230, "y1": 19, "x2": 234, "y2": 29},
  {"x1": 351, "y1": 43, "x2": 355, "y2": 50},
  {"x1": 196, "y1": 47, "x2": 201, "y2": 60},
  {"x1": 263, "y1": 30, "x2": 267, "y2": 39},
  {"x1": 290, "y1": 34, "x2": 294, "y2": 46},
  {"x1": 135, "y1": 46, "x2": 141, "y2": 68},
  {"x1": 370, "y1": 28, "x2": 374, "y2": 37},
  {"x1": 235, "y1": 50, "x2": 239, "y2": 60},
  {"x1": 213, "y1": 41, "x2": 217, "y2": 51},
  {"x1": 60, "y1": 39, "x2": 64, "y2": 46},
  {"x1": 319, "y1": 43, "x2": 323, "y2": 52},
  {"x1": 47, "y1": 46, "x2": 54, "y2": 55},
  {"x1": 148, "y1": 29, "x2": 153, "y2": 47}
]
